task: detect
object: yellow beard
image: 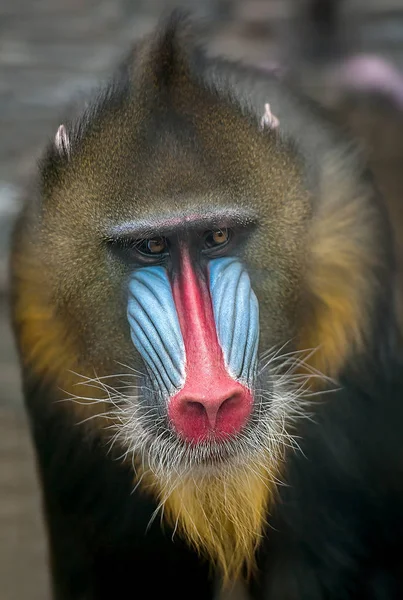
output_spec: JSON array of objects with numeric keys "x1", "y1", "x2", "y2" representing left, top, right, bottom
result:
[{"x1": 143, "y1": 458, "x2": 278, "y2": 586}]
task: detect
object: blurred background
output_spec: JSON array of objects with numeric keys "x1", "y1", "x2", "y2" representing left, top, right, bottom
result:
[{"x1": 1, "y1": 1, "x2": 403, "y2": 598}]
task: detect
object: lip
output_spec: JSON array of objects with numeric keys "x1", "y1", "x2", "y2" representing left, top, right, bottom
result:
[
  {"x1": 176, "y1": 427, "x2": 241, "y2": 446},
  {"x1": 172, "y1": 429, "x2": 244, "y2": 460}
]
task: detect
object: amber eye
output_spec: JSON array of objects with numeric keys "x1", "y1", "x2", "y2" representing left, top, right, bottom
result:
[
  {"x1": 204, "y1": 228, "x2": 231, "y2": 250},
  {"x1": 136, "y1": 236, "x2": 168, "y2": 256}
]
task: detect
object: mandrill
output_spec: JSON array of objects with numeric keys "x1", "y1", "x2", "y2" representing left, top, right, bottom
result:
[{"x1": 9, "y1": 11, "x2": 403, "y2": 600}]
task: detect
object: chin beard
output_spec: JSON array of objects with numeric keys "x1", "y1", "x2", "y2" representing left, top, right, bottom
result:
[
  {"x1": 112, "y1": 368, "x2": 311, "y2": 584},
  {"x1": 72, "y1": 347, "x2": 323, "y2": 585}
]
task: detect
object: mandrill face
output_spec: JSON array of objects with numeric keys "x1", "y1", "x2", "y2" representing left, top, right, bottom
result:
[
  {"x1": 122, "y1": 217, "x2": 299, "y2": 473},
  {"x1": 35, "y1": 110, "x2": 311, "y2": 479}
]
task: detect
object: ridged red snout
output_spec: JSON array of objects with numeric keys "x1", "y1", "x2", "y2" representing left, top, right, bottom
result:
[
  {"x1": 168, "y1": 248, "x2": 253, "y2": 443},
  {"x1": 169, "y1": 373, "x2": 253, "y2": 443}
]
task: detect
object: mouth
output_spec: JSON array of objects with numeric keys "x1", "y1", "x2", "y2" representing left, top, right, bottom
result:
[
  {"x1": 101, "y1": 352, "x2": 310, "y2": 478},
  {"x1": 155, "y1": 417, "x2": 254, "y2": 467},
  {"x1": 127, "y1": 391, "x2": 276, "y2": 478}
]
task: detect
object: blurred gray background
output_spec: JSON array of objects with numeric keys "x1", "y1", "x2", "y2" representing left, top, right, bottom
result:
[{"x1": 1, "y1": 1, "x2": 403, "y2": 598}]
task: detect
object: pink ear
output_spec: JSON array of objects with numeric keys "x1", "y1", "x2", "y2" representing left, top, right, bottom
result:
[
  {"x1": 260, "y1": 103, "x2": 280, "y2": 131},
  {"x1": 54, "y1": 124, "x2": 71, "y2": 158}
]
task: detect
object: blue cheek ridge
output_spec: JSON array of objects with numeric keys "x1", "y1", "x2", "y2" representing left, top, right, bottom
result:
[
  {"x1": 127, "y1": 266, "x2": 185, "y2": 395},
  {"x1": 209, "y1": 257, "x2": 259, "y2": 384}
]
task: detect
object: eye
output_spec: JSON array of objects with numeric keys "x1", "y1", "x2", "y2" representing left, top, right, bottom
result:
[
  {"x1": 203, "y1": 228, "x2": 231, "y2": 250},
  {"x1": 136, "y1": 236, "x2": 169, "y2": 256}
]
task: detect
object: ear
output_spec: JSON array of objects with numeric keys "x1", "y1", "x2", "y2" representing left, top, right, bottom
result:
[
  {"x1": 54, "y1": 124, "x2": 71, "y2": 159},
  {"x1": 260, "y1": 103, "x2": 280, "y2": 131}
]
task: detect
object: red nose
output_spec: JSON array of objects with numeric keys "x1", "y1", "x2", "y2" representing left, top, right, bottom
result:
[
  {"x1": 168, "y1": 379, "x2": 253, "y2": 443},
  {"x1": 169, "y1": 246, "x2": 253, "y2": 444}
]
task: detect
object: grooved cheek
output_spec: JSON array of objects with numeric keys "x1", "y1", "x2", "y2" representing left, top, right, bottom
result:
[
  {"x1": 127, "y1": 266, "x2": 186, "y2": 395},
  {"x1": 209, "y1": 257, "x2": 259, "y2": 383}
]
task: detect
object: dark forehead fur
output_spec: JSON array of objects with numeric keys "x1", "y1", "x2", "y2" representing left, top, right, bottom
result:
[{"x1": 38, "y1": 9, "x2": 361, "y2": 214}]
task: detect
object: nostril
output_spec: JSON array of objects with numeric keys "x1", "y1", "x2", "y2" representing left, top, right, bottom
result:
[
  {"x1": 214, "y1": 393, "x2": 247, "y2": 431},
  {"x1": 169, "y1": 385, "x2": 253, "y2": 443},
  {"x1": 183, "y1": 400, "x2": 207, "y2": 419},
  {"x1": 217, "y1": 393, "x2": 242, "y2": 416},
  {"x1": 181, "y1": 397, "x2": 221, "y2": 429},
  {"x1": 181, "y1": 394, "x2": 242, "y2": 430}
]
